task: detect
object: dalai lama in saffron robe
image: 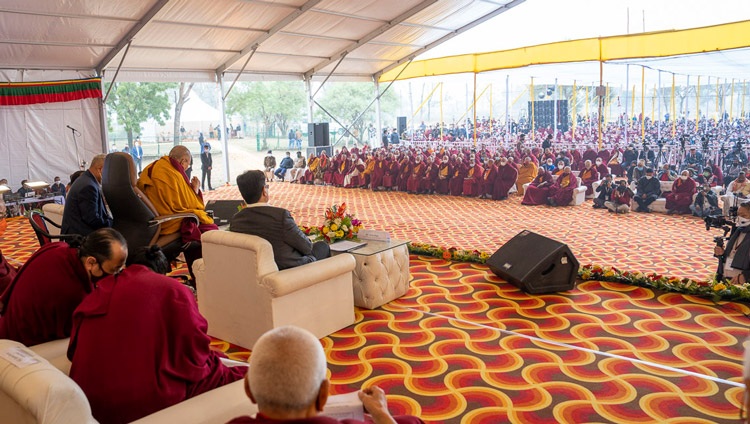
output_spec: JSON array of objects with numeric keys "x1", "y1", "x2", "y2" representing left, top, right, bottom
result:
[
  {"x1": 137, "y1": 146, "x2": 217, "y2": 277},
  {"x1": 68, "y1": 265, "x2": 246, "y2": 424}
]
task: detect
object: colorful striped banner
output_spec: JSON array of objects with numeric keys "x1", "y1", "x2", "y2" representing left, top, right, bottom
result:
[{"x1": 0, "y1": 77, "x2": 102, "y2": 106}]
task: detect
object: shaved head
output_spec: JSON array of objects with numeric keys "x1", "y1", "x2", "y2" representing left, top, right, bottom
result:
[{"x1": 169, "y1": 145, "x2": 191, "y2": 161}]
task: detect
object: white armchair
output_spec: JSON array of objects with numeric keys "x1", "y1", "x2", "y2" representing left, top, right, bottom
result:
[
  {"x1": 41, "y1": 203, "x2": 65, "y2": 237},
  {"x1": 193, "y1": 230, "x2": 357, "y2": 350}
]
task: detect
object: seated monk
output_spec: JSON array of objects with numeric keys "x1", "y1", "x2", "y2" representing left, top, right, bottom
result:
[
  {"x1": 547, "y1": 166, "x2": 579, "y2": 206},
  {"x1": 516, "y1": 157, "x2": 538, "y2": 195},
  {"x1": 137, "y1": 146, "x2": 217, "y2": 279},
  {"x1": 479, "y1": 158, "x2": 497, "y2": 199},
  {"x1": 370, "y1": 152, "x2": 386, "y2": 191},
  {"x1": 665, "y1": 170, "x2": 697, "y2": 215},
  {"x1": 227, "y1": 326, "x2": 423, "y2": 424},
  {"x1": 493, "y1": 157, "x2": 518, "y2": 200},
  {"x1": 462, "y1": 155, "x2": 483, "y2": 197},
  {"x1": 522, "y1": 170, "x2": 554, "y2": 206},
  {"x1": 406, "y1": 155, "x2": 425, "y2": 194},
  {"x1": 595, "y1": 158, "x2": 610, "y2": 178},
  {"x1": 300, "y1": 152, "x2": 318, "y2": 185},
  {"x1": 420, "y1": 156, "x2": 439, "y2": 194},
  {"x1": 360, "y1": 153, "x2": 376, "y2": 188},
  {"x1": 435, "y1": 154, "x2": 451, "y2": 195},
  {"x1": 68, "y1": 246, "x2": 246, "y2": 424},
  {"x1": 0, "y1": 228, "x2": 127, "y2": 346},
  {"x1": 579, "y1": 160, "x2": 599, "y2": 195}
]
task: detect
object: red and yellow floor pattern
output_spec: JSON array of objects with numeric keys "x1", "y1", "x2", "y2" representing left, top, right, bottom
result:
[
  {"x1": 207, "y1": 182, "x2": 716, "y2": 281},
  {"x1": 1, "y1": 183, "x2": 747, "y2": 423}
]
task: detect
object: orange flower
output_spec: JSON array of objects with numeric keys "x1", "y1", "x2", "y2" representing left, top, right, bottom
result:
[{"x1": 442, "y1": 251, "x2": 452, "y2": 260}]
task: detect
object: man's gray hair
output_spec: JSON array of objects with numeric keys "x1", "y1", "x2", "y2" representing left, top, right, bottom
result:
[
  {"x1": 247, "y1": 326, "x2": 327, "y2": 413},
  {"x1": 90, "y1": 154, "x2": 107, "y2": 168}
]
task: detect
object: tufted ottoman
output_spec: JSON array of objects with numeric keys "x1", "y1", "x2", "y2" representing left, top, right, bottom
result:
[{"x1": 344, "y1": 239, "x2": 411, "y2": 309}]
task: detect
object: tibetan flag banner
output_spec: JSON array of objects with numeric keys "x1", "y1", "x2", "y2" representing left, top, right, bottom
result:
[{"x1": 0, "y1": 77, "x2": 102, "y2": 106}]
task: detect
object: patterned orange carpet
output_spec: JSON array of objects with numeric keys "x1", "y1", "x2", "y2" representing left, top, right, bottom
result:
[
  {"x1": 1, "y1": 184, "x2": 747, "y2": 423},
  {"x1": 206, "y1": 182, "x2": 716, "y2": 281}
]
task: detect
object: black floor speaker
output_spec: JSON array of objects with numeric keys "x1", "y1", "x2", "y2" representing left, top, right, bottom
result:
[{"x1": 487, "y1": 230, "x2": 579, "y2": 294}]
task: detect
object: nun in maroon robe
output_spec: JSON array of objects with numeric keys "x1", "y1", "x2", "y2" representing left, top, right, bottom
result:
[
  {"x1": 522, "y1": 170, "x2": 554, "y2": 205},
  {"x1": 547, "y1": 168, "x2": 579, "y2": 206},
  {"x1": 68, "y1": 265, "x2": 246, "y2": 424},
  {"x1": 665, "y1": 172, "x2": 697, "y2": 214},
  {"x1": 0, "y1": 242, "x2": 93, "y2": 346},
  {"x1": 493, "y1": 159, "x2": 519, "y2": 200}
]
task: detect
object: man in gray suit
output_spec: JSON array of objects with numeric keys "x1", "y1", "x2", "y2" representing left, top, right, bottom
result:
[{"x1": 230, "y1": 170, "x2": 330, "y2": 270}]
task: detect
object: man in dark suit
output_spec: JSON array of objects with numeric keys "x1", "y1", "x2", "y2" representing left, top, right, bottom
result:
[
  {"x1": 633, "y1": 167, "x2": 661, "y2": 213},
  {"x1": 230, "y1": 170, "x2": 330, "y2": 270},
  {"x1": 200, "y1": 144, "x2": 213, "y2": 191},
  {"x1": 62, "y1": 154, "x2": 113, "y2": 236}
]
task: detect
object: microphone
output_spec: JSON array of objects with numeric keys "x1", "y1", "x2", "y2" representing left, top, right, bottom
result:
[{"x1": 67, "y1": 125, "x2": 80, "y2": 135}]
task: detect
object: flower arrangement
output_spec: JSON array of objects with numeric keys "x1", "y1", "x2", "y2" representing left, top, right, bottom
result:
[
  {"x1": 579, "y1": 264, "x2": 750, "y2": 303},
  {"x1": 304, "y1": 203, "x2": 363, "y2": 244},
  {"x1": 408, "y1": 242, "x2": 491, "y2": 264}
]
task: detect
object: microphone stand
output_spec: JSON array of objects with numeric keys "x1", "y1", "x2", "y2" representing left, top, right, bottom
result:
[{"x1": 68, "y1": 126, "x2": 85, "y2": 170}]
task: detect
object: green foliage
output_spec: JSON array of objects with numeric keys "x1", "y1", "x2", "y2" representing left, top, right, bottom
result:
[
  {"x1": 105, "y1": 82, "x2": 175, "y2": 145},
  {"x1": 314, "y1": 82, "x2": 399, "y2": 142},
  {"x1": 226, "y1": 81, "x2": 306, "y2": 148}
]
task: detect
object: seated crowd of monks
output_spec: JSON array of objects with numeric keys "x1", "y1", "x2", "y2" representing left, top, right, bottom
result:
[{"x1": 284, "y1": 139, "x2": 733, "y2": 213}]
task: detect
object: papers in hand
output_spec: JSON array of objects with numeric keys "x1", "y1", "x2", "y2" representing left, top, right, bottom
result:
[
  {"x1": 329, "y1": 240, "x2": 367, "y2": 252},
  {"x1": 322, "y1": 391, "x2": 364, "y2": 420}
]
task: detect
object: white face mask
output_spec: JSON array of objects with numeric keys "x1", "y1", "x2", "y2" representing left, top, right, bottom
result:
[
  {"x1": 645, "y1": 175, "x2": 653, "y2": 179},
  {"x1": 680, "y1": 175, "x2": 688, "y2": 180},
  {"x1": 737, "y1": 217, "x2": 750, "y2": 227}
]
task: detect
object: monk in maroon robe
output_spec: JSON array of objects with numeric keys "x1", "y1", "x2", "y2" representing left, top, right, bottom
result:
[
  {"x1": 582, "y1": 145, "x2": 598, "y2": 164},
  {"x1": 522, "y1": 170, "x2": 554, "y2": 205},
  {"x1": 449, "y1": 155, "x2": 466, "y2": 196},
  {"x1": 370, "y1": 153, "x2": 386, "y2": 191},
  {"x1": 665, "y1": 171, "x2": 697, "y2": 214},
  {"x1": 462, "y1": 156, "x2": 483, "y2": 197},
  {"x1": 479, "y1": 159, "x2": 497, "y2": 199},
  {"x1": 595, "y1": 158, "x2": 610, "y2": 178},
  {"x1": 435, "y1": 155, "x2": 451, "y2": 194},
  {"x1": 0, "y1": 250, "x2": 17, "y2": 295},
  {"x1": 579, "y1": 160, "x2": 600, "y2": 195},
  {"x1": 493, "y1": 158, "x2": 519, "y2": 200},
  {"x1": 397, "y1": 155, "x2": 411, "y2": 192},
  {"x1": 406, "y1": 155, "x2": 425, "y2": 194},
  {"x1": 332, "y1": 154, "x2": 351, "y2": 187},
  {"x1": 421, "y1": 156, "x2": 439, "y2": 194},
  {"x1": 321, "y1": 152, "x2": 336, "y2": 185},
  {"x1": 0, "y1": 228, "x2": 127, "y2": 346},
  {"x1": 547, "y1": 167, "x2": 579, "y2": 206},
  {"x1": 68, "y1": 265, "x2": 246, "y2": 424},
  {"x1": 384, "y1": 154, "x2": 398, "y2": 190}
]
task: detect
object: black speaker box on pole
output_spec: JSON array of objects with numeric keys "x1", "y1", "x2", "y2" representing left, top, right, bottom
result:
[
  {"x1": 487, "y1": 230, "x2": 579, "y2": 294},
  {"x1": 307, "y1": 123, "x2": 330, "y2": 147},
  {"x1": 397, "y1": 116, "x2": 407, "y2": 135}
]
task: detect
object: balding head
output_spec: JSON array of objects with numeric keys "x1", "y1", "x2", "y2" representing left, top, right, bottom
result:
[
  {"x1": 247, "y1": 326, "x2": 328, "y2": 415},
  {"x1": 169, "y1": 145, "x2": 191, "y2": 162},
  {"x1": 89, "y1": 154, "x2": 107, "y2": 183}
]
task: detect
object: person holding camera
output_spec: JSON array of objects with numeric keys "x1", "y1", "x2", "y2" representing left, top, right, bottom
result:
[
  {"x1": 714, "y1": 202, "x2": 750, "y2": 284},
  {"x1": 605, "y1": 180, "x2": 634, "y2": 214},
  {"x1": 723, "y1": 173, "x2": 750, "y2": 215},
  {"x1": 592, "y1": 174, "x2": 613, "y2": 209},
  {"x1": 691, "y1": 184, "x2": 719, "y2": 217}
]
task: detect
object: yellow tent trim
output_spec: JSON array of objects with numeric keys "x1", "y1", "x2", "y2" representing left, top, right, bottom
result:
[{"x1": 379, "y1": 20, "x2": 750, "y2": 82}]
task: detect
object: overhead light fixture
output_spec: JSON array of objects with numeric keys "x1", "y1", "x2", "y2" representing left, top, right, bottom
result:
[{"x1": 24, "y1": 181, "x2": 50, "y2": 190}]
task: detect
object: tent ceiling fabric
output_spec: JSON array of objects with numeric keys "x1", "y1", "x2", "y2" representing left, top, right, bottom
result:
[{"x1": 0, "y1": 0, "x2": 523, "y2": 82}]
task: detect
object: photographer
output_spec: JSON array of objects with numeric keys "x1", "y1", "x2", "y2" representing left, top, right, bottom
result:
[
  {"x1": 605, "y1": 180, "x2": 634, "y2": 214},
  {"x1": 723, "y1": 173, "x2": 750, "y2": 215},
  {"x1": 592, "y1": 174, "x2": 613, "y2": 209},
  {"x1": 714, "y1": 202, "x2": 750, "y2": 284},
  {"x1": 690, "y1": 184, "x2": 719, "y2": 218}
]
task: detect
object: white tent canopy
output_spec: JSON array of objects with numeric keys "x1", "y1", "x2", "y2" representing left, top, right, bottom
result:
[{"x1": 0, "y1": 0, "x2": 525, "y2": 83}]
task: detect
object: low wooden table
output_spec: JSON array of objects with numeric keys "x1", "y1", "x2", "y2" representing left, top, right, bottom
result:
[{"x1": 342, "y1": 239, "x2": 411, "y2": 309}]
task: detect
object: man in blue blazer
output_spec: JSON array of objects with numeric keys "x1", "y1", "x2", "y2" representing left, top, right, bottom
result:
[{"x1": 62, "y1": 155, "x2": 113, "y2": 236}]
